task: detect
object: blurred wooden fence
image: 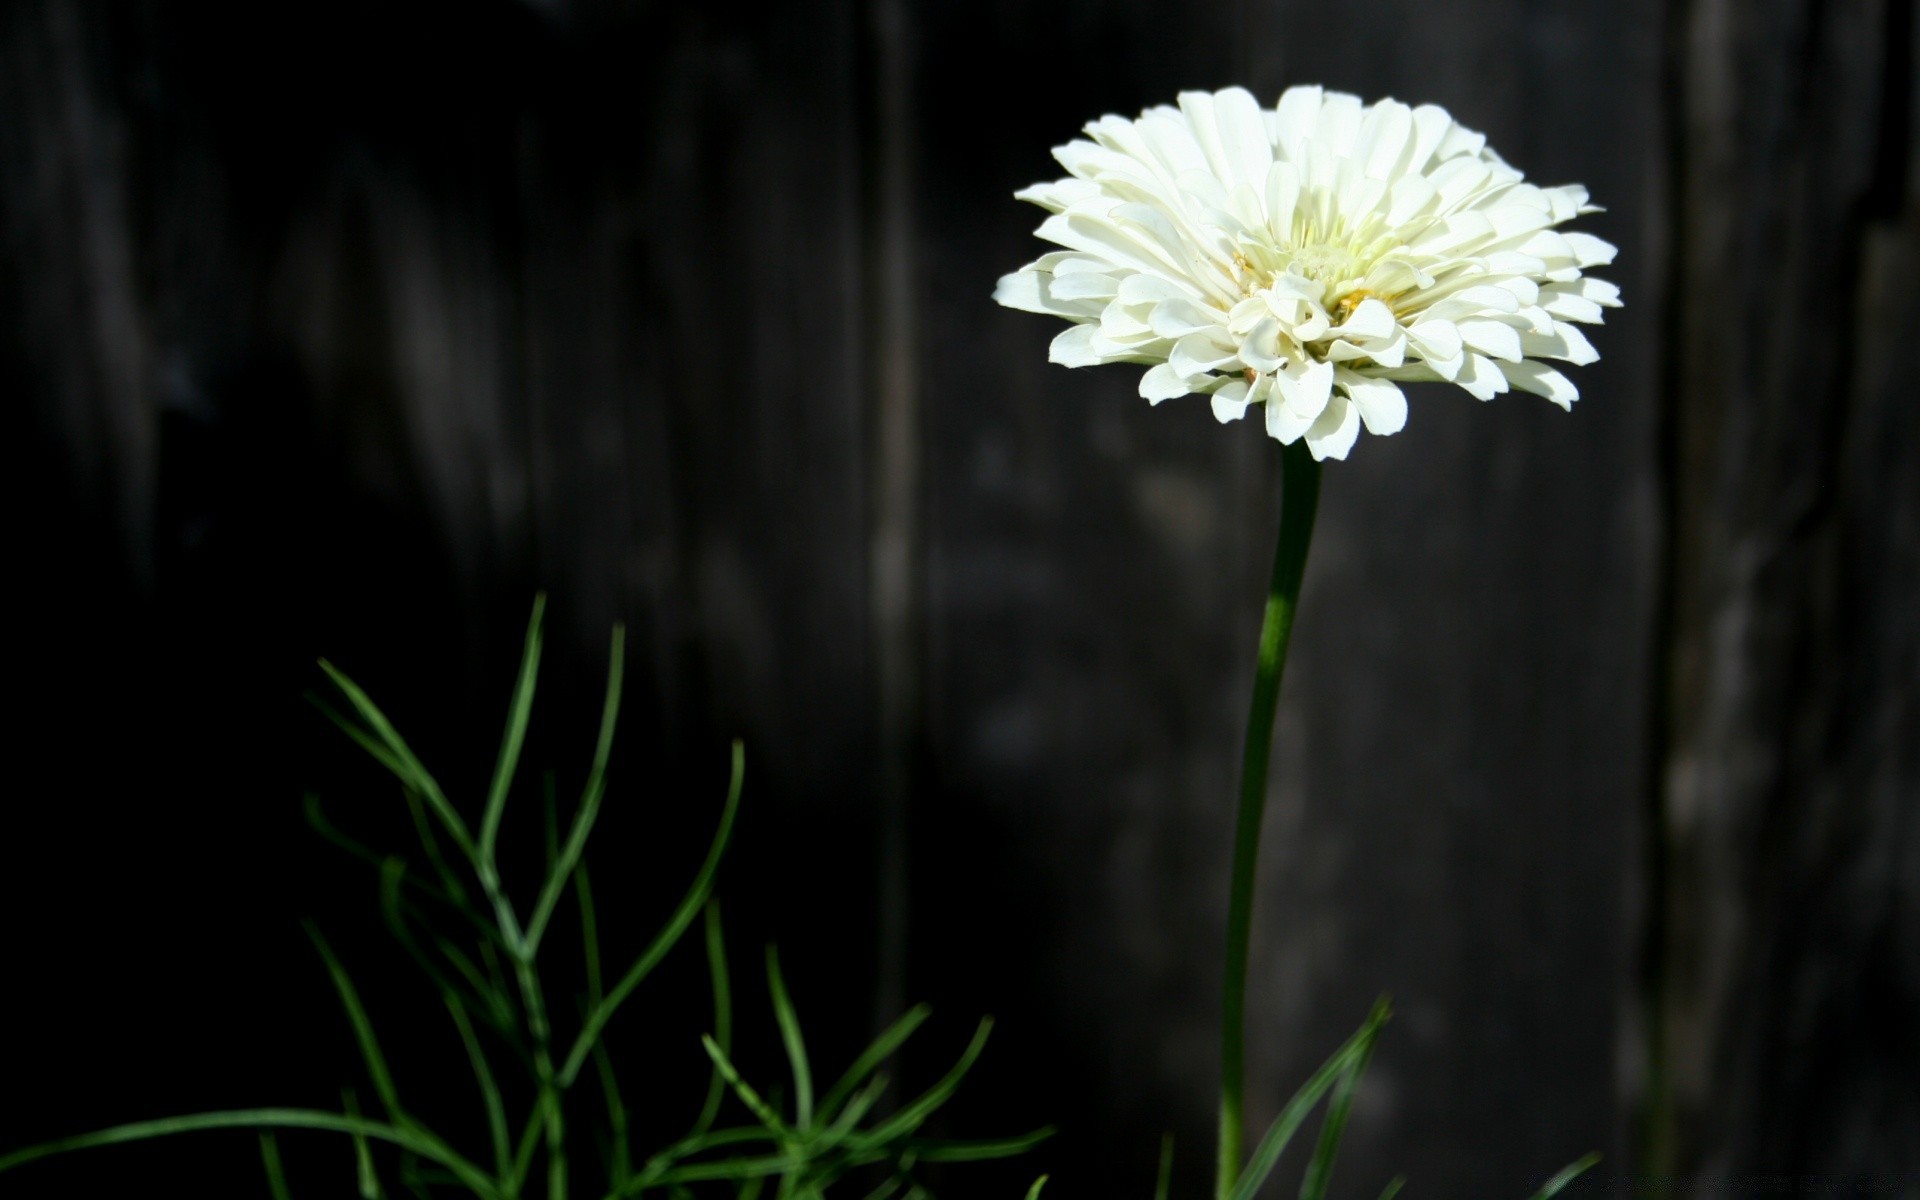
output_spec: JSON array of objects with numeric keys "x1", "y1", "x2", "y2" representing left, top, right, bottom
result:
[{"x1": 2, "y1": 0, "x2": 1915, "y2": 1195}]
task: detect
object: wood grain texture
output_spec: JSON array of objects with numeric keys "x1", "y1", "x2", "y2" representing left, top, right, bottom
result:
[{"x1": 1651, "y1": 0, "x2": 1920, "y2": 1184}]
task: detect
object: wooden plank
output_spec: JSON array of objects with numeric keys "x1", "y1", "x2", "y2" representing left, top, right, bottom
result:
[{"x1": 1649, "y1": 0, "x2": 1920, "y2": 1181}]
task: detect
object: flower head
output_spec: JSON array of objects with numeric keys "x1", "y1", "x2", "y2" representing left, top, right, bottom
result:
[{"x1": 994, "y1": 86, "x2": 1620, "y2": 461}]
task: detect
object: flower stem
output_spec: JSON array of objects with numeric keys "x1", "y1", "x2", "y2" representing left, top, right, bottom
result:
[{"x1": 1217, "y1": 438, "x2": 1322, "y2": 1199}]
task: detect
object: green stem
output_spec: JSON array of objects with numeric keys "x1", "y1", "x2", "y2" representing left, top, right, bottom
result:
[{"x1": 1216, "y1": 438, "x2": 1322, "y2": 1199}]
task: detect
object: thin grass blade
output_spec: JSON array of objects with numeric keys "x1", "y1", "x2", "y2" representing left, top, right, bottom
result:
[
  {"x1": 848, "y1": 1018, "x2": 993, "y2": 1149},
  {"x1": 1300, "y1": 996, "x2": 1389, "y2": 1200},
  {"x1": 260, "y1": 1133, "x2": 294, "y2": 1200},
  {"x1": 765, "y1": 946, "x2": 814, "y2": 1128},
  {"x1": 1228, "y1": 1003, "x2": 1390, "y2": 1200},
  {"x1": 526, "y1": 624, "x2": 626, "y2": 951},
  {"x1": 906, "y1": 1128, "x2": 1054, "y2": 1161},
  {"x1": 1528, "y1": 1153, "x2": 1600, "y2": 1200},
  {"x1": 1156, "y1": 1133, "x2": 1175, "y2": 1200},
  {"x1": 342, "y1": 1090, "x2": 383, "y2": 1199},
  {"x1": 307, "y1": 924, "x2": 406, "y2": 1124},
  {"x1": 0, "y1": 1109, "x2": 499, "y2": 1197},
  {"x1": 1377, "y1": 1177, "x2": 1406, "y2": 1200},
  {"x1": 700, "y1": 1035, "x2": 793, "y2": 1138},
  {"x1": 817, "y1": 1004, "x2": 930, "y2": 1121},
  {"x1": 1024, "y1": 1177, "x2": 1050, "y2": 1200},
  {"x1": 692, "y1": 901, "x2": 734, "y2": 1138},
  {"x1": 445, "y1": 992, "x2": 512, "y2": 1181},
  {"x1": 561, "y1": 740, "x2": 743, "y2": 1087},
  {"x1": 317, "y1": 660, "x2": 473, "y2": 858},
  {"x1": 479, "y1": 595, "x2": 545, "y2": 865}
]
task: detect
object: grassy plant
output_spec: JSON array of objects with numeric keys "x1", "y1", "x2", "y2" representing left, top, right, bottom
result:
[{"x1": 0, "y1": 597, "x2": 1047, "y2": 1199}]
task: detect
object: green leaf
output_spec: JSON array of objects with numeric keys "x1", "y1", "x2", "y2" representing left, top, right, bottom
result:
[
  {"x1": 908, "y1": 1127, "x2": 1055, "y2": 1161},
  {"x1": 306, "y1": 925, "x2": 405, "y2": 1124},
  {"x1": 561, "y1": 740, "x2": 745, "y2": 1087},
  {"x1": 259, "y1": 1133, "x2": 293, "y2": 1200},
  {"x1": 700, "y1": 1035, "x2": 793, "y2": 1138},
  {"x1": 1300, "y1": 996, "x2": 1389, "y2": 1200},
  {"x1": 817, "y1": 1004, "x2": 930, "y2": 1122},
  {"x1": 1155, "y1": 1133, "x2": 1174, "y2": 1200},
  {"x1": 526, "y1": 623, "x2": 627, "y2": 951},
  {"x1": 691, "y1": 900, "x2": 734, "y2": 1138},
  {"x1": 0, "y1": 1109, "x2": 500, "y2": 1198},
  {"x1": 1025, "y1": 1176, "x2": 1050, "y2": 1200},
  {"x1": 341, "y1": 1090, "x2": 383, "y2": 1200},
  {"x1": 848, "y1": 1018, "x2": 994, "y2": 1150},
  {"x1": 317, "y1": 659, "x2": 474, "y2": 863},
  {"x1": 1528, "y1": 1152, "x2": 1600, "y2": 1200},
  {"x1": 444, "y1": 992, "x2": 511, "y2": 1181},
  {"x1": 1229, "y1": 1001, "x2": 1390, "y2": 1200},
  {"x1": 479, "y1": 594, "x2": 546, "y2": 866},
  {"x1": 765, "y1": 946, "x2": 815, "y2": 1129},
  {"x1": 1377, "y1": 1177, "x2": 1406, "y2": 1200},
  {"x1": 818, "y1": 1073, "x2": 891, "y2": 1145}
]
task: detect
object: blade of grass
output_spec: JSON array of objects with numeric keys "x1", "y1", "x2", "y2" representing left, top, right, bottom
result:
[
  {"x1": 342, "y1": 1090, "x2": 383, "y2": 1199},
  {"x1": 306, "y1": 924, "x2": 406, "y2": 1123},
  {"x1": 1299, "y1": 996, "x2": 1389, "y2": 1200},
  {"x1": 525, "y1": 625, "x2": 626, "y2": 952},
  {"x1": 318, "y1": 660, "x2": 474, "y2": 862},
  {"x1": 1377, "y1": 1177, "x2": 1406, "y2": 1200},
  {"x1": 577, "y1": 865, "x2": 633, "y2": 1185},
  {"x1": 1024, "y1": 1177, "x2": 1050, "y2": 1200},
  {"x1": 480, "y1": 595, "x2": 546, "y2": 866},
  {"x1": 560, "y1": 740, "x2": 744, "y2": 1088},
  {"x1": 402, "y1": 789, "x2": 471, "y2": 909},
  {"x1": 1227, "y1": 1004, "x2": 1389, "y2": 1200},
  {"x1": 816, "y1": 1005, "x2": 930, "y2": 1121},
  {"x1": 847, "y1": 1019, "x2": 993, "y2": 1150},
  {"x1": 817, "y1": 1073, "x2": 891, "y2": 1147},
  {"x1": 1156, "y1": 1133, "x2": 1175, "y2": 1200},
  {"x1": 0, "y1": 1109, "x2": 500, "y2": 1197},
  {"x1": 445, "y1": 992, "x2": 512, "y2": 1182},
  {"x1": 692, "y1": 901, "x2": 734, "y2": 1138},
  {"x1": 260, "y1": 1133, "x2": 293, "y2": 1200},
  {"x1": 1528, "y1": 1153, "x2": 1601, "y2": 1200},
  {"x1": 765, "y1": 947, "x2": 814, "y2": 1129},
  {"x1": 906, "y1": 1128, "x2": 1054, "y2": 1161},
  {"x1": 700, "y1": 1036, "x2": 793, "y2": 1139}
]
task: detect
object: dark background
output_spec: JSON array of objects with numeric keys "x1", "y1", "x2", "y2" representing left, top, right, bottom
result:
[{"x1": 3, "y1": 0, "x2": 1916, "y2": 1196}]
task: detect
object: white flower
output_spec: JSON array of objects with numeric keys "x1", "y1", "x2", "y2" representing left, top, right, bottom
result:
[{"x1": 993, "y1": 86, "x2": 1621, "y2": 461}]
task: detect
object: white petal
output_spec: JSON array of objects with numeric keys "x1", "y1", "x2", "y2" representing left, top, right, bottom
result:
[
  {"x1": 1048, "y1": 323, "x2": 1104, "y2": 367},
  {"x1": 1273, "y1": 357, "x2": 1335, "y2": 420},
  {"x1": 1457, "y1": 318, "x2": 1525, "y2": 362},
  {"x1": 1273, "y1": 85, "x2": 1324, "y2": 160},
  {"x1": 1501, "y1": 360, "x2": 1580, "y2": 410},
  {"x1": 1212, "y1": 87, "x2": 1274, "y2": 196},
  {"x1": 1239, "y1": 316, "x2": 1286, "y2": 373},
  {"x1": 1211, "y1": 379, "x2": 1252, "y2": 423},
  {"x1": 1328, "y1": 297, "x2": 1397, "y2": 341},
  {"x1": 994, "y1": 270, "x2": 1098, "y2": 318},
  {"x1": 1406, "y1": 319, "x2": 1464, "y2": 363},
  {"x1": 1139, "y1": 362, "x2": 1193, "y2": 403},
  {"x1": 1302, "y1": 393, "x2": 1361, "y2": 460},
  {"x1": 1562, "y1": 232, "x2": 1617, "y2": 267},
  {"x1": 1265, "y1": 160, "x2": 1300, "y2": 236},
  {"x1": 1149, "y1": 297, "x2": 1226, "y2": 338},
  {"x1": 1014, "y1": 178, "x2": 1101, "y2": 212},
  {"x1": 1338, "y1": 369, "x2": 1408, "y2": 435},
  {"x1": 1454, "y1": 351, "x2": 1510, "y2": 400},
  {"x1": 1521, "y1": 320, "x2": 1599, "y2": 365},
  {"x1": 1170, "y1": 330, "x2": 1238, "y2": 376},
  {"x1": 1048, "y1": 271, "x2": 1120, "y2": 301}
]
